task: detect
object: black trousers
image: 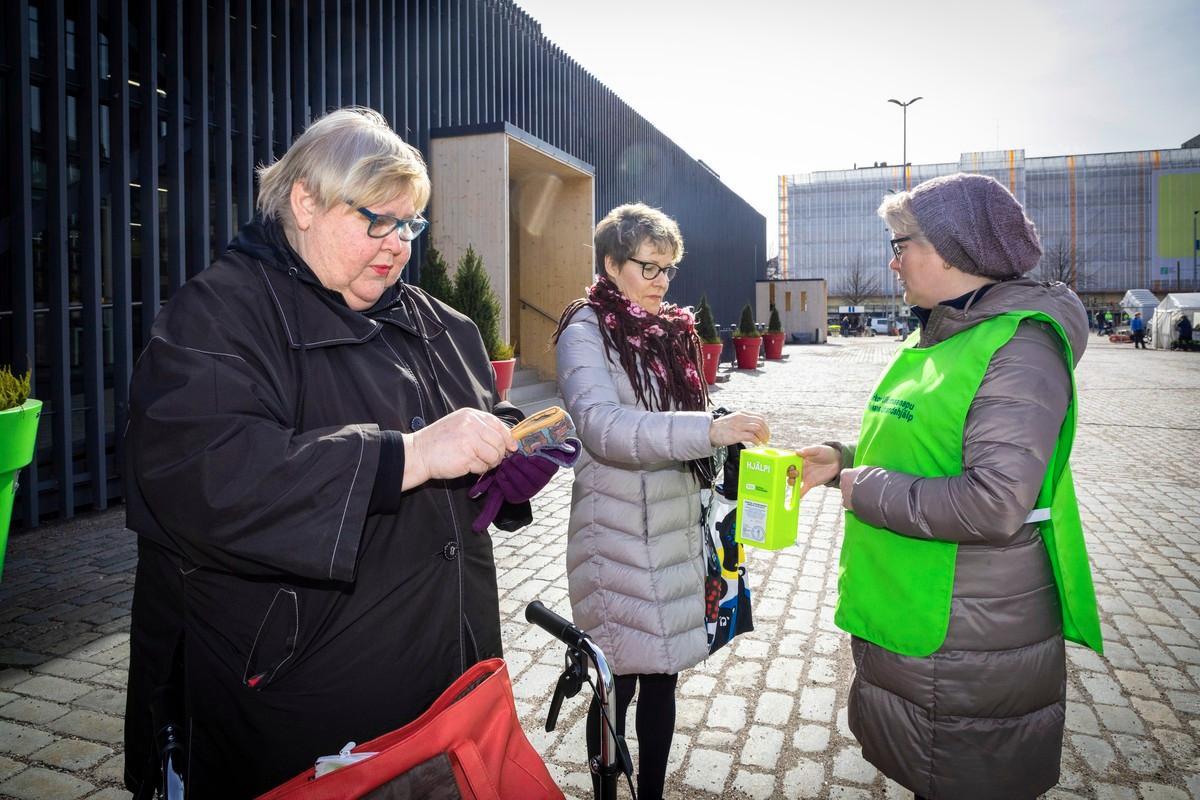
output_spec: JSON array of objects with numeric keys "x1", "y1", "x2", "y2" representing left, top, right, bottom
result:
[{"x1": 586, "y1": 672, "x2": 679, "y2": 800}]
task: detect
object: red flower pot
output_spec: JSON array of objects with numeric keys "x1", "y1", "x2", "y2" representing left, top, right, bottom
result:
[
  {"x1": 762, "y1": 332, "x2": 785, "y2": 360},
  {"x1": 700, "y1": 342, "x2": 723, "y2": 385},
  {"x1": 491, "y1": 358, "x2": 516, "y2": 401},
  {"x1": 733, "y1": 336, "x2": 761, "y2": 369}
]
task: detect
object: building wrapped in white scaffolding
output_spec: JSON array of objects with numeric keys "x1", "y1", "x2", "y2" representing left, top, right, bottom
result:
[{"x1": 779, "y1": 143, "x2": 1200, "y2": 314}]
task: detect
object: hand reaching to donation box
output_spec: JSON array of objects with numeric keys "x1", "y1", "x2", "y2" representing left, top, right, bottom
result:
[{"x1": 469, "y1": 407, "x2": 581, "y2": 533}]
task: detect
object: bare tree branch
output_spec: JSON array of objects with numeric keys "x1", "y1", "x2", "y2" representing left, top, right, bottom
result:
[
  {"x1": 841, "y1": 258, "x2": 882, "y2": 307},
  {"x1": 1035, "y1": 237, "x2": 1095, "y2": 289}
]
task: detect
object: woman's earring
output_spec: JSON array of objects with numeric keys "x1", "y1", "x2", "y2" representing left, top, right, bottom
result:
[{"x1": 942, "y1": 262, "x2": 953, "y2": 271}]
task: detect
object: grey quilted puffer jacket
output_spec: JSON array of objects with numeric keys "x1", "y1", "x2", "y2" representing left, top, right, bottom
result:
[
  {"x1": 836, "y1": 279, "x2": 1090, "y2": 800},
  {"x1": 556, "y1": 306, "x2": 714, "y2": 676}
]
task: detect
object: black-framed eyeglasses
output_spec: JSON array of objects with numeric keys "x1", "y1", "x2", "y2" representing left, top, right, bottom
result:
[
  {"x1": 628, "y1": 258, "x2": 678, "y2": 281},
  {"x1": 350, "y1": 203, "x2": 429, "y2": 241},
  {"x1": 890, "y1": 236, "x2": 912, "y2": 259}
]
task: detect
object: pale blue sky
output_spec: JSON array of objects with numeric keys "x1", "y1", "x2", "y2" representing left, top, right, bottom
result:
[{"x1": 514, "y1": 0, "x2": 1200, "y2": 255}]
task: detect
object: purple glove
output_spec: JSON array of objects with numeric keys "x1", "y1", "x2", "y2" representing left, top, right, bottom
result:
[{"x1": 469, "y1": 451, "x2": 559, "y2": 533}]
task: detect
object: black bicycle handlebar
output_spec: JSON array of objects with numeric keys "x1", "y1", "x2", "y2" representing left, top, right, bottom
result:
[{"x1": 525, "y1": 600, "x2": 589, "y2": 651}]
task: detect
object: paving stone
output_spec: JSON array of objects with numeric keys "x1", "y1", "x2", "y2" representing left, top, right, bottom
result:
[
  {"x1": 1071, "y1": 733, "x2": 1116, "y2": 774},
  {"x1": 73, "y1": 688, "x2": 127, "y2": 718},
  {"x1": 796, "y1": 686, "x2": 836, "y2": 722},
  {"x1": 0, "y1": 719, "x2": 57, "y2": 756},
  {"x1": 706, "y1": 694, "x2": 746, "y2": 732},
  {"x1": 1112, "y1": 733, "x2": 1164, "y2": 774},
  {"x1": 0, "y1": 696, "x2": 71, "y2": 725},
  {"x1": 793, "y1": 724, "x2": 831, "y2": 752},
  {"x1": 1092, "y1": 784, "x2": 1138, "y2": 800},
  {"x1": 32, "y1": 737, "x2": 113, "y2": 770},
  {"x1": 832, "y1": 745, "x2": 877, "y2": 784},
  {"x1": 1131, "y1": 697, "x2": 1181, "y2": 728},
  {"x1": 31, "y1": 658, "x2": 106, "y2": 681},
  {"x1": 682, "y1": 747, "x2": 732, "y2": 794},
  {"x1": 1149, "y1": 727, "x2": 1195, "y2": 762},
  {"x1": 84, "y1": 789, "x2": 132, "y2": 800},
  {"x1": 753, "y1": 691, "x2": 793, "y2": 726},
  {"x1": 681, "y1": 673, "x2": 717, "y2": 697},
  {"x1": 9, "y1": 674, "x2": 92, "y2": 704},
  {"x1": 739, "y1": 725, "x2": 783, "y2": 768},
  {"x1": 0, "y1": 766, "x2": 94, "y2": 800},
  {"x1": 765, "y1": 657, "x2": 805, "y2": 692},
  {"x1": 46, "y1": 710, "x2": 123, "y2": 745},
  {"x1": 782, "y1": 757, "x2": 825, "y2": 798},
  {"x1": 1097, "y1": 703, "x2": 1147, "y2": 735},
  {"x1": 1136, "y1": 783, "x2": 1189, "y2": 800},
  {"x1": 1080, "y1": 672, "x2": 1129, "y2": 706},
  {"x1": 0, "y1": 755, "x2": 25, "y2": 781},
  {"x1": 828, "y1": 787, "x2": 873, "y2": 800},
  {"x1": 1066, "y1": 702, "x2": 1102, "y2": 735},
  {"x1": 731, "y1": 769, "x2": 776, "y2": 800}
]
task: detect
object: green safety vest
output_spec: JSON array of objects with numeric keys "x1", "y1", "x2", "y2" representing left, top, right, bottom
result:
[{"x1": 835, "y1": 311, "x2": 1104, "y2": 657}]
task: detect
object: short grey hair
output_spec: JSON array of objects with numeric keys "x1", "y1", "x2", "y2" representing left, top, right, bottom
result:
[
  {"x1": 594, "y1": 203, "x2": 684, "y2": 271},
  {"x1": 256, "y1": 107, "x2": 431, "y2": 227},
  {"x1": 877, "y1": 191, "x2": 925, "y2": 240}
]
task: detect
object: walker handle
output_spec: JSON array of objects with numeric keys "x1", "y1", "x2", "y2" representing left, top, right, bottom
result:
[{"x1": 525, "y1": 601, "x2": 588, "y2": 651}]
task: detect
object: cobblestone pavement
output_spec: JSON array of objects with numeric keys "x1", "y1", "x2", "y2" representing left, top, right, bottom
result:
[{"x1": 1, "y1": 335, "x2": 1198, "y2": 799}]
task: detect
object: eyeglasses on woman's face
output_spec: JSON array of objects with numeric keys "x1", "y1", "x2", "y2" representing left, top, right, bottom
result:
[
  {"x1": 627, "y1": 257, "x2": 679, "y2": 281},
  {"x1": 350, "y1": 202, "x2": 429, "y2": 241},
  {"x1": 890, "y1": 236, "x2": 912, "y2": 259}
]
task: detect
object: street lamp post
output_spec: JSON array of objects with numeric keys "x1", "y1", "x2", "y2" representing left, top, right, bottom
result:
[{"x1": 887, "y1": 96, "x2": 923, "y2": 190}]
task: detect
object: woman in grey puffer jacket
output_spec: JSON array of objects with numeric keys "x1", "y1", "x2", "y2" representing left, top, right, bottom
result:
[
  {"x1": 554, "y1": 203, "x2": 768, "y2": 800},
  {"x1": 799, "y1": 174, "x2": 1103, "y2": 800}
]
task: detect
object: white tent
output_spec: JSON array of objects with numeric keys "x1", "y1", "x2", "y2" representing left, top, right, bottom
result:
[
  {"x1": 1119, "y1": 289, "x2": 1159, "y2": 324},
  {"x1": 1152, "y1": 293, "x2": 1200, "y2": 349}
]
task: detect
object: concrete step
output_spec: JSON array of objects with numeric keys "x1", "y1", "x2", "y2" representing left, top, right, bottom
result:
[
  {"x1": 510, "y1": 366, "x2": 542, "y2": 389},
  {"x1": 516, "y1": 394, "x2": 566, "y2": 418},
  {"x1": 507, "y1": 379, "x2": 558, "y2": 406}
]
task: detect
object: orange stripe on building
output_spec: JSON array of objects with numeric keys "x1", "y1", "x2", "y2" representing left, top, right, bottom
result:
[{"x1": 1009, "y1": 150, "x2": 1016, "y2": 194}]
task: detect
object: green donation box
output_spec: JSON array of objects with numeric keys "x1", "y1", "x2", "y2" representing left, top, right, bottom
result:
[{"x1": 736, "y1": 446, "x2": 803, "y2": 550}]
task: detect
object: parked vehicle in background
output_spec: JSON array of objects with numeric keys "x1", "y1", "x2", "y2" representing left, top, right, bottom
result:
[{"x1": 868, "y1": 317, "x2": 891, "y2": 335}]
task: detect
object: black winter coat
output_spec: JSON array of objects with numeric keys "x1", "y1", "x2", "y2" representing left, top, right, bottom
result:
[{"x1": 123, "y1": 220, "x2": 528, "y2": 798}]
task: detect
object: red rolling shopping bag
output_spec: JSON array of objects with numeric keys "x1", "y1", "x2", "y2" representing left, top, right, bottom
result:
[{"x1": 257, "y1": 658, "x2": 563, "y2": 800}]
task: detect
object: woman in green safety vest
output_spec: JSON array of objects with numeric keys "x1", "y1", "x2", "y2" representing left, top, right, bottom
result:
[{"x1": 797, "y1": 173, "x2": 1102, "y2": 800}]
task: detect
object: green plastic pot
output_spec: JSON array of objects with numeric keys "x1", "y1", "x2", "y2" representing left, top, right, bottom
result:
[{"x1": 0, "y1": 399, "x2": 42, "y2": 580}]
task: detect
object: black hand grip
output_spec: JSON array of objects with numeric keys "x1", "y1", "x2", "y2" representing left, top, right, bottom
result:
[{"x1": 525, "y1": 601, "x2": 588, "y2": 651}]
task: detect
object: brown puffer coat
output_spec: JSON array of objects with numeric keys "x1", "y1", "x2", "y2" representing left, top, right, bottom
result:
[{"x1": 836, "y1": 279, "x2": 1089, "y2": 800}]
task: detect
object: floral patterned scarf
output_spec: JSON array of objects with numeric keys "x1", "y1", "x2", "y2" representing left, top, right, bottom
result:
[{"x1": 555, "y1": 276, "x2": 712, "y2": 480}]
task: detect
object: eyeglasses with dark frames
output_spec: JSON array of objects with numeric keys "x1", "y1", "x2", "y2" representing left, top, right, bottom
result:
[
  {"x1": 349, "y1": 202, "x2": 429, "y2": 241},
  {"x1": 890, "y1": 236, "x2": 912, "y2": 259},
  {"x1": 628, "y1": 258, "x2": 679, "y2": 281}
]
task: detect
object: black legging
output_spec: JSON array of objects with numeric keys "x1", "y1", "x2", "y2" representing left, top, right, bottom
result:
[{"x1": 586, "y1": 672, "x2": 679, "y2": 800}]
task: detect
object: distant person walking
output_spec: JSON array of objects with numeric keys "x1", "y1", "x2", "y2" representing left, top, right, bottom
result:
[{"x1": 1130, "y1": 312, "x2": 1147, "y2": 349}]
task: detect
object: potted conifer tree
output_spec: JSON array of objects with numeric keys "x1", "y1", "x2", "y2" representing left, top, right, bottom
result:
[
  {"x1": 732, "y1": 303, "x2": 762, "y2": 369},
  {"x1": 695, "y1": 295, "x2": 723, "y2": 385},
  {"x1": 763, "y1": 304, "x2": 786, "y2": 360},
  {"x1": 0, "y1": 366, "x2": 40, "y2": 579},
  {"x1": 417, "y1": 245, "x2": 455, "y2": 305},
  {"x1": 453, "y1": 245, "x2": 516, "y2": 398}
]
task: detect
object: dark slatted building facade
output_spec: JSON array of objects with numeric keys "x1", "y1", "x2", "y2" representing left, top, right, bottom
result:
[{"x1": 1, "y1": 0, "x2": 766, "y2": 526}]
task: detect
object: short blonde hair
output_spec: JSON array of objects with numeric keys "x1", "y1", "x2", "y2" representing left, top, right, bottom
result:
[
  {"x1": 594, "y1": 203, "x2": 684, "y2": 271},
  {"x1": 256, "y1": 107, "x2": 431, "y2": 226},
  {"x1": 877, "y1": 191, "x2": 925, "y2": 240}
]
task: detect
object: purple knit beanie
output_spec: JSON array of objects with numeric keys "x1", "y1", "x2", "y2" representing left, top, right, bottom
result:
[{"x1": 909, "y1": 173, "x2": 1042, "y2": 279}]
